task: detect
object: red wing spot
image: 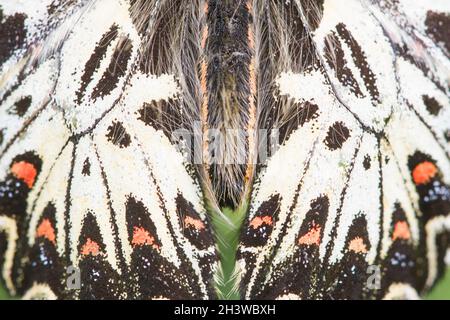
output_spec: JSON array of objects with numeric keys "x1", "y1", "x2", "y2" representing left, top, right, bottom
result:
[
  {"x1": 81, "y1": 238, "x2": 100, "y2": 256},
  {"x1": 412, "y1": 161, "x2": 437, "y2": 185},
  {"x1": 249, "y1": 216, "x2": 273, "y2": 229},
  {"x1": 298, "y1": 224, "x2": 321, "y2": 246},
  {"x1": 392, "y1": 221, "x2": 411, "y2": 241},
  {"x1": 11, "y1": 161, "x2": 37, "y2": 188},
  {"x1": 36, "y1": 218, "x2": 56, "y2": 245},
  {"x1": 184, "y1": 216, "x2": 205, "y2": 231},
  {"x1": 132, "y1": 226, "x2": 159, "y2": 249},
  {"x1": 348, "y1": 237, "x2": 368, "y2": 254}
]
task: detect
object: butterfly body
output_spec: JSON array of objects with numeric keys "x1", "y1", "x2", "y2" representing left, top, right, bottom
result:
[{"x1": 0, "y1": 0, "x2": 449, "y2": 300}]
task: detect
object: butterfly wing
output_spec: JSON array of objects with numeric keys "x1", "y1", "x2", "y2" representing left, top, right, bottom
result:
[
  {"x1": 0, "y1": 0, "x2": 217, "y2": 299},
  {"x1": 238, "y1": 0, "x2": 450, "y2": 300},
  {"x1": 1, "y1": 0, "x2": 449, "y2": 301}
]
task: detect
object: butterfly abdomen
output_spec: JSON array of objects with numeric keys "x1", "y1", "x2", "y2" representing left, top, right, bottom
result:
[{"x1": 201, "y1": 0, "x2": 256, "y2": 208}]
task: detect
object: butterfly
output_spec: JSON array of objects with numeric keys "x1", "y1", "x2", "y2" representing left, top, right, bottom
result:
[{"x1": 0, "y1": 0, "x2": 449, "y2": 300}]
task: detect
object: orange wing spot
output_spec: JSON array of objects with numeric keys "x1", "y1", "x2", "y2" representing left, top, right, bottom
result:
[
  {"x1": 392, "y1": 221, "x2": 411, "y2": 241},
  {"x1": 132, "y1": 226, "x2": 159, "y2": 249},
  {"x1": 246, "y1": 0, "x2": 253, "y2": 11},
  {"x1": 298, "y1": 224, "x2": 321, "y2": 246},
  {"x1": 36, "y1": 218, "x2": 56, "y2": 245},
  {"x1": 81, "y1": 238, "x2": 100, "y2": 256},
  {"x1": 184, "y1": 216, "x2": 205, "y2": 231},
  {"x1": 249, "y1": 215, "x2": 273, "y2": 229},
  {"x1": 412, "y1": 161, "x2": 437, "y2": 185},
  {"x1": 348, "y1": 237, "x2": 368, "y2": 254},
  {"x1": 11, "y1": 161, "x2": 37, "y2": 188}
]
